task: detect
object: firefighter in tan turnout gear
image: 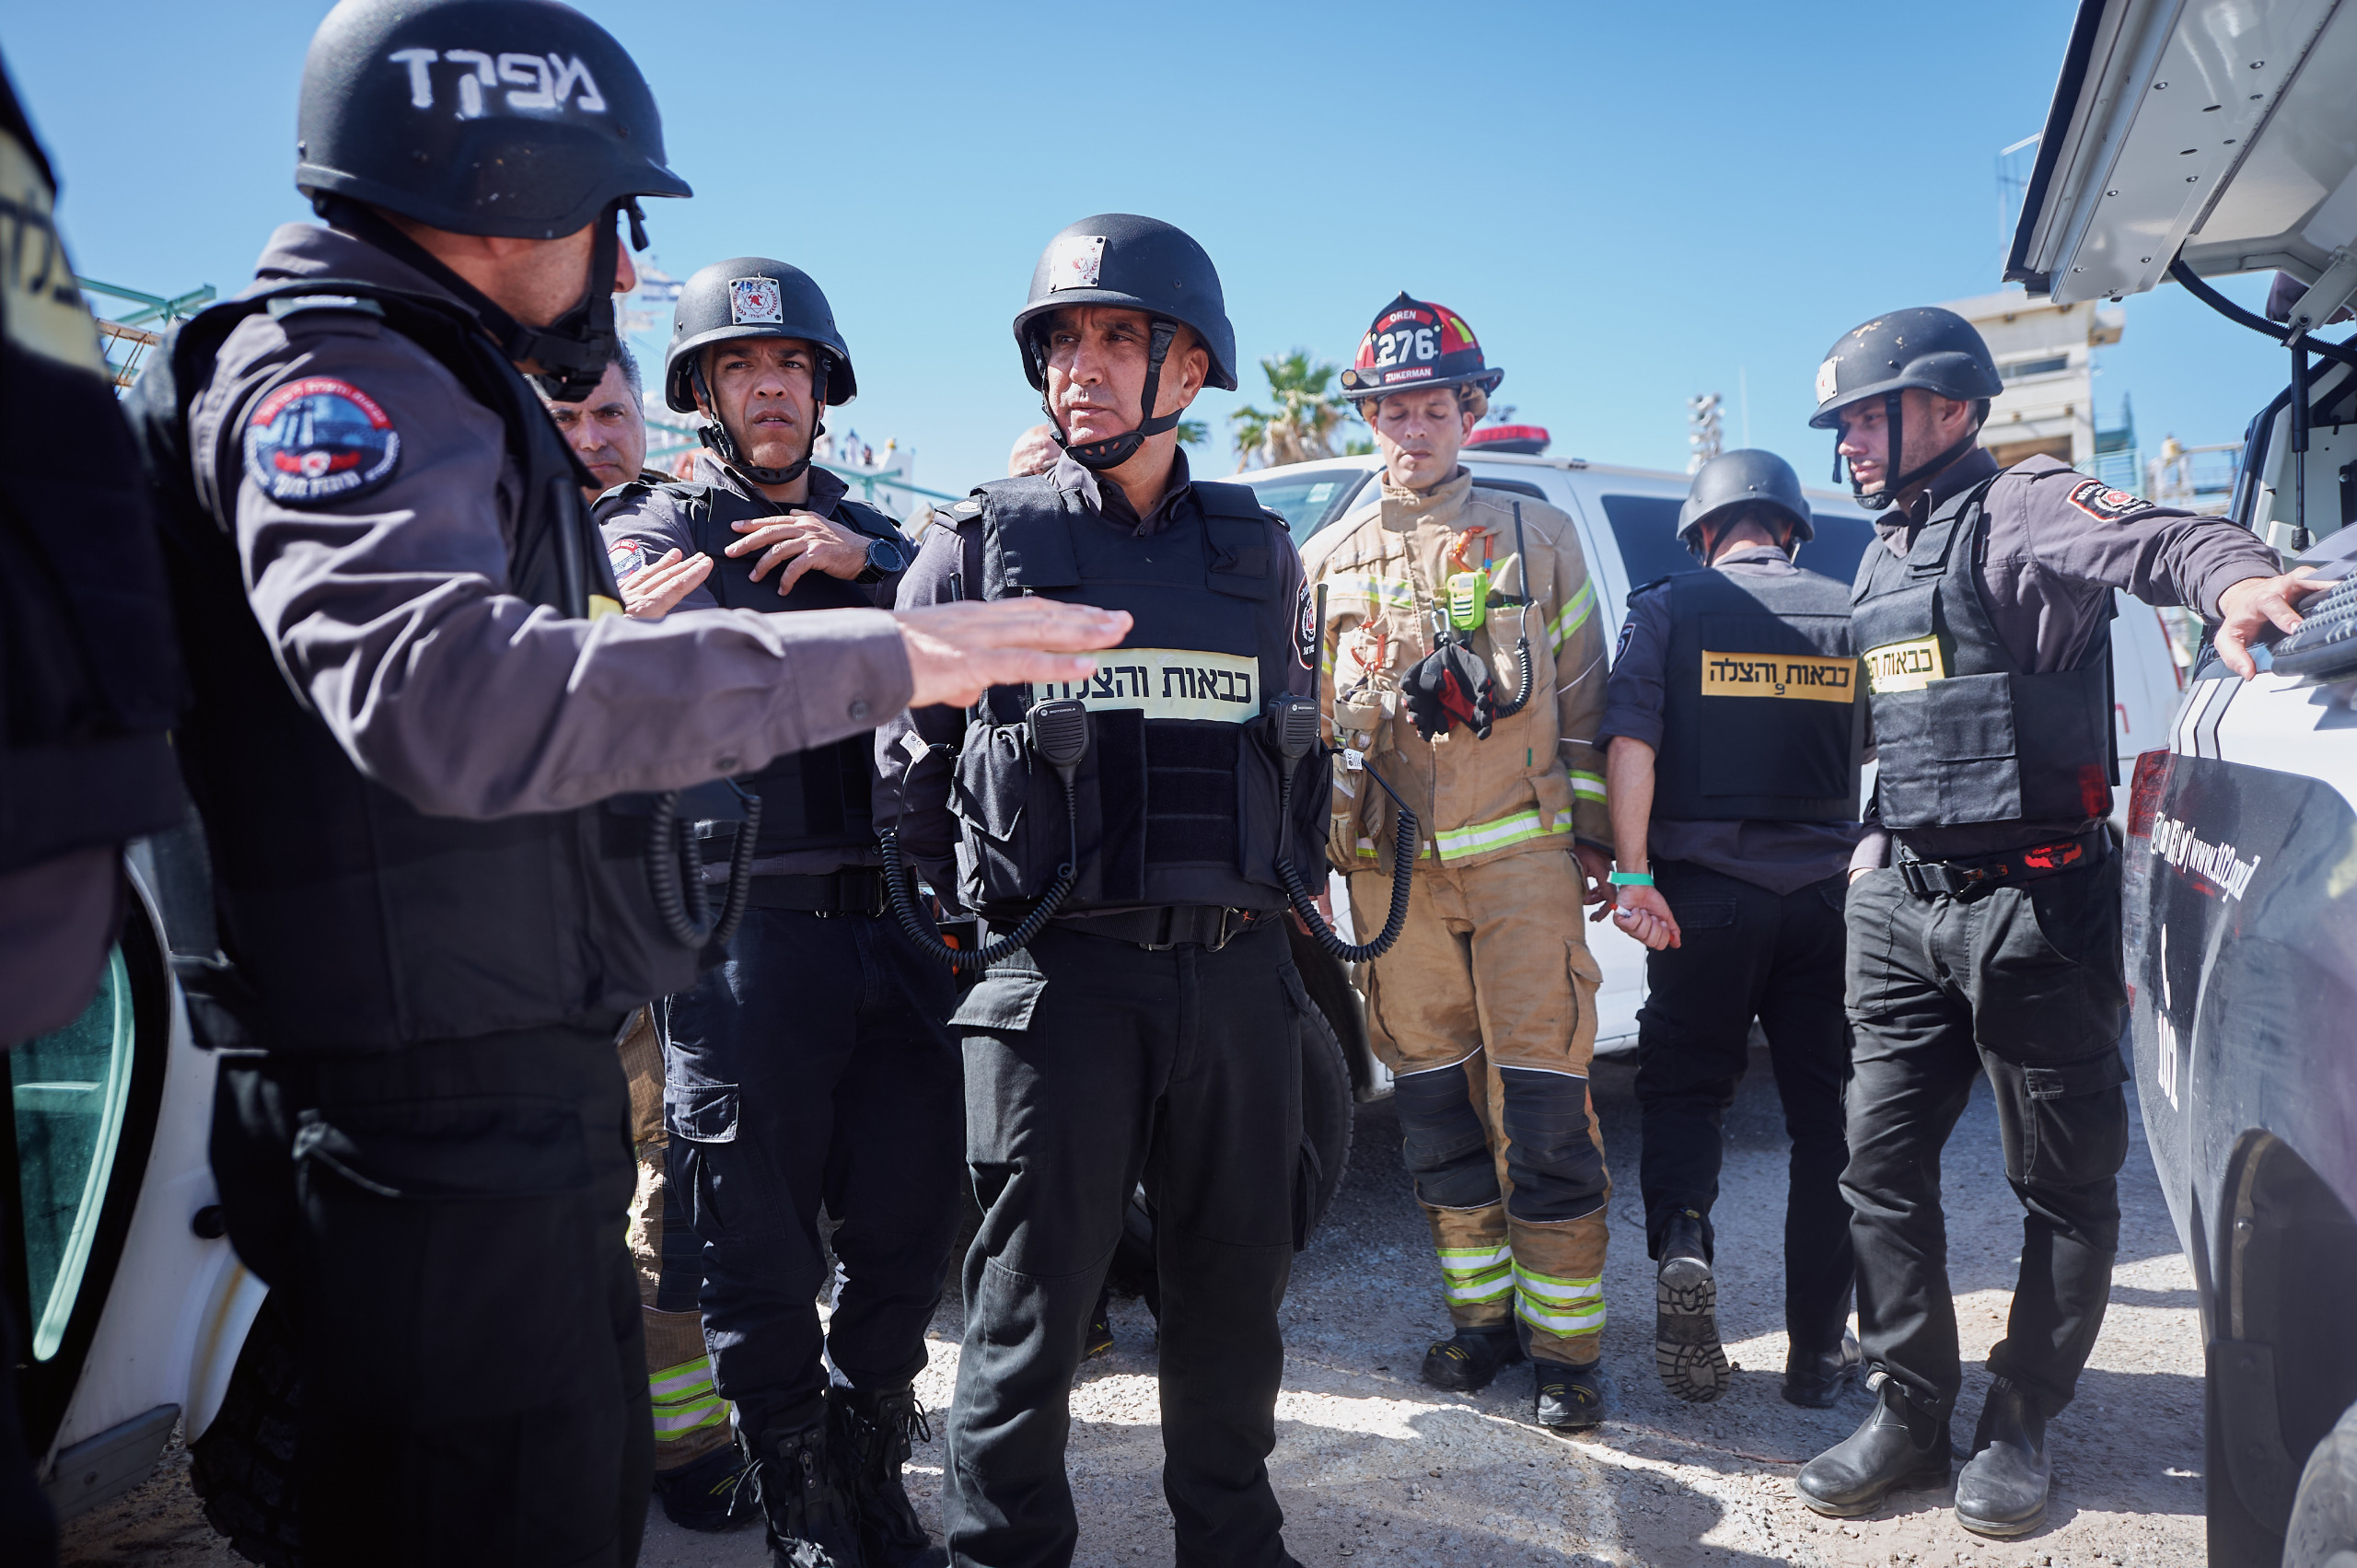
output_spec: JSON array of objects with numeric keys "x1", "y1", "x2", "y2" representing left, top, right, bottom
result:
[{"x1": 1304, "y1": 294, "x2": 1617, "y2": 1428}]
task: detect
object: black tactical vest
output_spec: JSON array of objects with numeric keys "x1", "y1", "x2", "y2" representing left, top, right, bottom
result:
[
  {"x1": 128, "y1": 277, "x2": 708, "y2": 1052},
  {"x1": 0, "y1": 89, "x2": 185, "y2": 875},
  {"x1": 952, "y1": 473, "x2": 1323, "y2": 917},
  {"x1": 1651, "y1": 563, "x2": 1864, "y2": 823},
  {"x1": 1851, "y1": 472, "x2": 2116, "y2": 830},
  {"x1": 600, "y1": 476, "x2": 897, "y2": 862}
]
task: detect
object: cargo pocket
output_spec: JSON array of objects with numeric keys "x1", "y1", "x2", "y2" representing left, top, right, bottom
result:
[
  {"x1": 949, "y1": 966, "x2": 1049, "y2": 1035},
  {"x1": 292, "y1": 1094, "x2": 590, "y2": 1201},
  {"x1": 289, "y1": 1094, "x2": 603, "y2": 1424},
  {"x1": 665, "y1": 1083, "x2": 739, "y2": 1145},
  {"x1": 2017, "y1": 1047, "x2": 2131, "y2": 1187},
  {"x1": 1279, "y1": 962, "x2": 1325, "y2": 1250},
  {"x1": 1564, "y1": 937, "x2": 1604, "y2": 1066},
  {"x1": 1975, "y1": 861, "x2": 2126, "y2": 1054},
  {"x1": 1842, "y1": 866, "x2": 1907, "y2": 1020}
]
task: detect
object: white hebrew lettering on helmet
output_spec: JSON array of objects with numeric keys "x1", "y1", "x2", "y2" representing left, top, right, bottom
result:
[{"x1": 387, "y1": 50, "x2": 607, "y2": 115}]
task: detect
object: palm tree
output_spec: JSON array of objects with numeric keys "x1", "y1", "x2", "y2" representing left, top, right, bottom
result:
[{"x1": 1228, "y1": 350, "x2": 1353, "y2": 471}]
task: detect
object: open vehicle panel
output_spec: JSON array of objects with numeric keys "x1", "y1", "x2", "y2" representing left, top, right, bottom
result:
[{"x1": 2014, "y1": 3, "x2": 2357, "y2": 1562}]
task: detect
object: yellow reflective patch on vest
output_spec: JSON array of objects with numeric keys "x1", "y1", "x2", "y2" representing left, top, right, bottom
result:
[
  {"x1": 1031, "y1": 648, "x2": 1258, "y2": 722},
  {"x1": 1862, "y1": 635, "x2": 1947, "y2": 694},
  {"x1": 587, "y1": 594, "x2": 622, "y2": 621},
  {"x1": 1701, "y1": 651, "x2": 1859, "y2": 703}
]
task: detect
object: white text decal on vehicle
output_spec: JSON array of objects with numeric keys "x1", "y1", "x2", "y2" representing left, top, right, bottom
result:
[
  {"x1": 1032, "y1": 648, "x2": 1256, "y2": 722},
  {"x1": 389, "y1": 50, "x2": 607, "y2": 118},
  {"x1": 2148, "y1": 811, "x2": 2262, "y2": 900}
]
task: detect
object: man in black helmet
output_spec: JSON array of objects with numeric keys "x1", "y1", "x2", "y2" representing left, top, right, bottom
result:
[
  {"x1": 1595, "y1": 449, "x2": 1864, "y2": 1414},
  {"x1": 875, "y1": 214, "x2": 1324, "y2": 1568},
  {"x1": 126, "y1": 6, "x2": 1124, "y2": 1562},
  {"x1": 1793, "y1": 308, "x2": 2316, "y2": 1538},
  {"x1": 598, "y1": 257, "x2": 959, "y2": 1568}
]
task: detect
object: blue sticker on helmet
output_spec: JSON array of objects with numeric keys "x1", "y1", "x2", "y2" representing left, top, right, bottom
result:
[{"x1": 243, "y1": 376, "x2": 401, "y2": 505}]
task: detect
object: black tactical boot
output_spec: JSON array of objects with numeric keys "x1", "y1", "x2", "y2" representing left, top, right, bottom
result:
[
  {"x1": 1782, "y1": 1331, "x2": 1862, "y2": 1409},
  {"x1": 1654, "y1": 1210, "x2": 1729, "y2": 1404},
  {"x1": 1794, "y1": 1374, "x2": 1951, "y2": 1517},
  {"x1": 829, "y1": 1384, "x2": 946, "y2": 1568},
  {"x1": 1954, "y1": 1377, "x2": 2051, "y2": 1538},
  {"x1": 744, "y1": 1405, "x2": 865, "y2": 1568},
  {"x1": 653, "y1": 1440, "x2": 757, "y2": 1532},
  {"x1": 1533, "y1": 1359, "x2": 1607, "y2": 1431},
  {"x1": 1421, "y1": 1324, "x2": 1525, "y2": 1392}
]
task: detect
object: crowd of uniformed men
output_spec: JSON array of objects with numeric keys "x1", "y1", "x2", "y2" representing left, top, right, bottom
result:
[{"x1": 1, "y1": 0, "x2": 2327, "y2": 1564}]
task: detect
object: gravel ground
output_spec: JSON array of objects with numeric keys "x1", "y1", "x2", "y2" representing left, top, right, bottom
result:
[{"x1": 60, "y1": 1043, "x2": 2204, "y2": 1568}]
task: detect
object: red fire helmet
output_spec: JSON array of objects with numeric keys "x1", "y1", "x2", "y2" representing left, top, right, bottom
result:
[{"x1": 1340, "y1": 291, "x2": 1504, "y2": 405}]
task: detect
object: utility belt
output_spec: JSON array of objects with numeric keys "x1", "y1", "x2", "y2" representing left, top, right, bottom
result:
[
  {"x1": 1893, "y1": 829, "x2": 2109, "y2": 901},
  {"x1": 1039, "y1": 904, "x2": 1267, "y2": 952},
  {"x1": 744, "y1": 866, "x2": 888, "y2": 918}
]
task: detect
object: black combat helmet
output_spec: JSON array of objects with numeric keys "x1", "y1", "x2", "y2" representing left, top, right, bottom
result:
[
  {"x1": 1678, "y1": 448, "x2": 1814, "y2": 561},
  {"x1": 1013, "y1": 214, "x2": 1237, "y2": 470},
  {"x1": 665, "y1": 259, "x2": 853, "y2": 485},
  {"x1": 1808, "y1": 307, "x2": 2002, "y2": 510},
  {"x1": 294, "y1": 0, "x2": 693, "y2": 400}
]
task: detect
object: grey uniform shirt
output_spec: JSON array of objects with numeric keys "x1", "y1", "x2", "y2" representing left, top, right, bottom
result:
[
  {"x1": 1597, "y1": 545, "x2": 1866, "y2": 894},
  {"x1": 597, "y1": 454, "x2": 903, "y2": 877},
  {"x1": 874, "y1": 449, "x2": 1311, "y2": 905},
  {"x1": 1854, "y1": 446, "x2": 2281, "y2": 868},
  {"x1": 192, "y1": 222, "x2": 910, "y2": 819}
]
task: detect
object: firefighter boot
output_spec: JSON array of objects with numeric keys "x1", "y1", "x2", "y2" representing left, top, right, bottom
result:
[
  {"x1": 1954, "y1": 1377, "x2": 2050, "y2": 1538},
  {"x1": 744, "y1": 1404, "x2": 865, "y2": 1568},
  {"x1": 1654, "y1": 1209, "x2": 1729, "y2": 1404},
  {"x1": 1421, "y1": 1324, "x2": 1525, "y2": 1392},
  {"x1": 1795, "y1": 1375, "x2": 1951, "y2": 1517},
  {"x1": 1533, "y1": 1359, "x2": 1607, "y2": 1431},
  {"x1": 828, "y1": 1384, "x2": 946, "y2": 1568},
  {"x1": 1783, "y1": 1332, "x2": 1862, "y2": 1410}
]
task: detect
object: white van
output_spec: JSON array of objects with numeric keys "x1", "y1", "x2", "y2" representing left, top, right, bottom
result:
[{"x1": 1235, "y1": 446, "x2": 2189, "y2": 1062}]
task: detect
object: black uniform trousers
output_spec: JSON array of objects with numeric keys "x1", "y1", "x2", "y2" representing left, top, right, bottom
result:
[
  {"x1": 1842, "y1": 851, "x2": 2131, "y2": 1422},
  {"x1": 658, "y1": 906, "x2": 960, "y2": 1438},
  {"x1": 945, "y1": 916, "x2": 1308, "y2": 1568},
  {"x1": 211, "y1": 1022, "x2": 648, "y2": 1568},
  {"x1": 1633, "y1": 861, "x2": 1855, "y2": 1354}
]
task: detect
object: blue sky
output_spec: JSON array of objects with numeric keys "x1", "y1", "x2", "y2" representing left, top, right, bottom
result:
[{"x1": 6, "y1": 1, "x2": 2292, "y2": 495}]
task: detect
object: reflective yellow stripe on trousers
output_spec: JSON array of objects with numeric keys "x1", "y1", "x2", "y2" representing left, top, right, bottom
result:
[
  {"x1": 1512, "y1": 1261, "x2": 1606, "y2": 1336},
  {"x1": 1435, "y1": 1243, "x2": 1514, "y2": 1305},
  {"x1": 649, "y1": 1353, "x2": 730, "y2": 1438}
]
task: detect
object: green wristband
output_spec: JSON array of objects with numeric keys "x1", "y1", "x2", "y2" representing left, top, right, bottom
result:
[{"x1": 1609, "y1": 870, "x2": 1655, "y2": 887}]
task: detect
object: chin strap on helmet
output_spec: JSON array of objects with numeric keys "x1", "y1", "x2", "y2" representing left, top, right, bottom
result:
[
  {"x1": 1845, "y1": 389, "x2": 1980, "y2": 514},
  {"x1": 1038, "y1": 319, "x2": 1182, "y2": 472},
  {"x1": 323, "y1": 196, "x2": 630, "y2": 404},
  {"x1": 691, "y1": 353, "x2": 831, "y2": 487}
]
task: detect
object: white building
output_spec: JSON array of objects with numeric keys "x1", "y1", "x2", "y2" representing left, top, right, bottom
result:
[{"x1": 1940, "y1": 288, "x2": 2126, "y2": 470}]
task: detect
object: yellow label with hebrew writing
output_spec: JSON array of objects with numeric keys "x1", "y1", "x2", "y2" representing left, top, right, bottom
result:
[
  {"x1": 1032, "y1": 648, "x2": 1258, "y2": 722},
  {"x1": 1861, "y1": 635, "x2": 1947, "y2": 694},
  {"x1": 1700, "y1": 651, "x2": 1859, "y2": 703}
]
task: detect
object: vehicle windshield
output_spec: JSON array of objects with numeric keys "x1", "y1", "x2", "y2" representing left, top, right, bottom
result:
[
  {"x1": 1238, "y1": 468, "x2": 1372, "y2": 548},
  {"x1": 1599, "y1": 493, "x2": 1876, "y2": 588}
]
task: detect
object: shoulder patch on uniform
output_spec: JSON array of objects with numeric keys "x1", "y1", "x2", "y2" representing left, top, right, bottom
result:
[
  {"x1": 242, "y1": 376, "x2": 401, "y2": 505},
  {"x1": 950, "y1": 497, "x2": 984, "y2": 518},
  {"x1": 608, "y1": 539, "x2": 653, "y2": 583},
  {"x1": 1294, "y1": 576, "x2": 1318, "y2": 669},
  {"x1": 2064, "y1": 477, "x2": 2152, "y2": 522}
]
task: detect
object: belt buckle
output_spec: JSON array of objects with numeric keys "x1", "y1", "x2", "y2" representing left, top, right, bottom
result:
[{"x1": 1206, "y1": 908, "x2": 1250, "y2": 952}]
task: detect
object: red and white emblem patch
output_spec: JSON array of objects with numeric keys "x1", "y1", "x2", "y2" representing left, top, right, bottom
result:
[
  {"x1": 608, "y1": 540, "x2": 651, "y2": 582},
  {"x1": 242, "y1": 376, "x2": 401, "y2": 505},
  {"x1": 2065, "y1": 478, "x2": 2151, "y2": 522}
]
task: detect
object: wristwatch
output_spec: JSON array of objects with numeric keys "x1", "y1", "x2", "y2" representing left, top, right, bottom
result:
[{"x1": 855, "y1": 535, "x2": 909, "y2": 585}]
